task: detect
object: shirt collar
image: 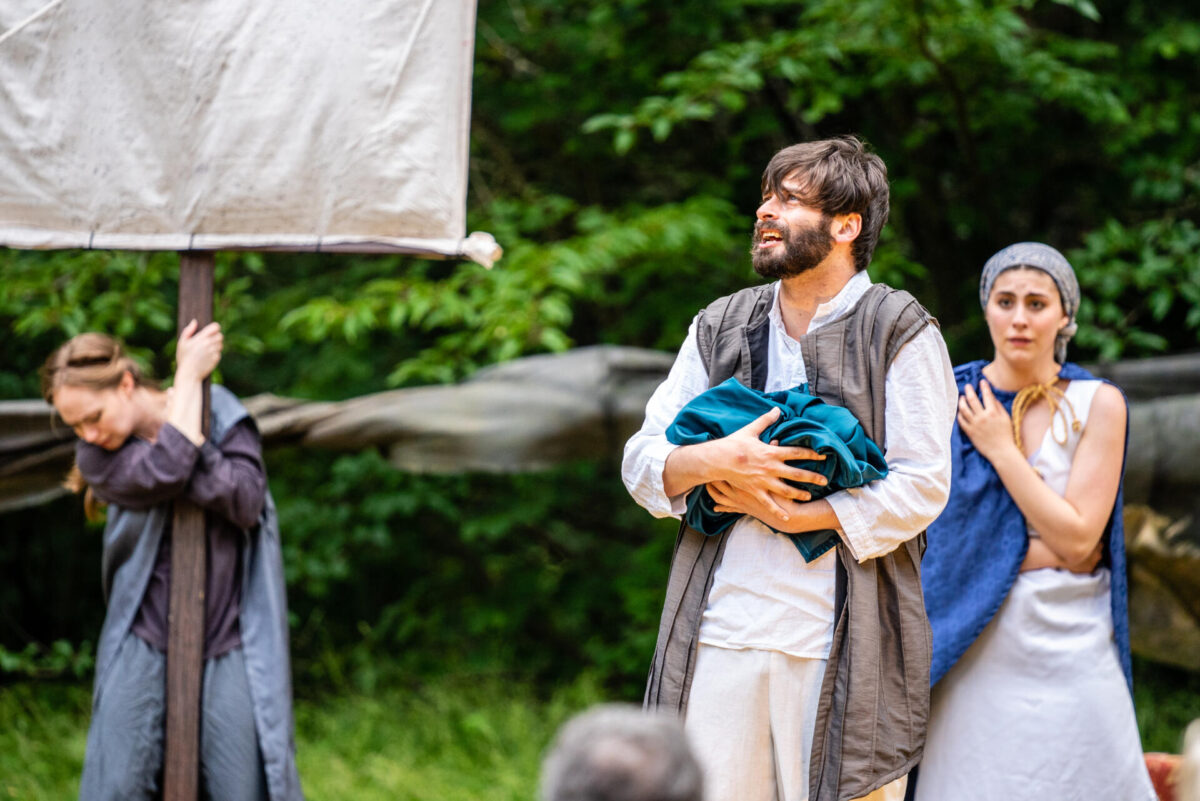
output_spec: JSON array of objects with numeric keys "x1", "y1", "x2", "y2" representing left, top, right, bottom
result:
[{"x1": 769, "y1": 270, "x2": 874, "y2": 335}]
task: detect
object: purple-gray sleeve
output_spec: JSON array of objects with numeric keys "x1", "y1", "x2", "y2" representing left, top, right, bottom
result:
[
  {"x1": 185, "y1": 420, "x2": 266, "y2": 530},
  {"x1": 76, "y1": 425, "x2": 200, "y2": 508},
  {"x1": 77, "y1": 420, "x2": 266, "y2": 529}
]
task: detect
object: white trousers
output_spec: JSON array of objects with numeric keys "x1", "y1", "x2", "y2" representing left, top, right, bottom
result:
[{"x1": 685, "y1": 643, "x2": 906, "y2": 801}]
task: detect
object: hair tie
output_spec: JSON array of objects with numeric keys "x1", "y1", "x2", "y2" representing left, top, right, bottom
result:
[{"x1": 66, "y1": 355, "x2": 113, "y2": 368}]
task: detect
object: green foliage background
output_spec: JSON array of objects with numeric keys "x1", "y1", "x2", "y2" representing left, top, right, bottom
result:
[{"x1": 2, "y1": 0, "x2": 1199, "y2": 787}]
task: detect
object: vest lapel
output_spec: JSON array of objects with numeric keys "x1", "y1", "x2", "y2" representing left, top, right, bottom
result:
[{"x1": 746, "y1": 316, "x2": 770, "y2": 392}]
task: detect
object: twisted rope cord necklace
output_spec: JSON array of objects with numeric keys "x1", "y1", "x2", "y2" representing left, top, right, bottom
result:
[{"x1": 1010, "y1": 375, "x2": 1081, "y2": 454}]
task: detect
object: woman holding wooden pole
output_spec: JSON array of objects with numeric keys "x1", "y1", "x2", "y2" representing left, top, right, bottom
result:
[{"x1": 41, "y1": 323, "x2": 302, "y2": 801}]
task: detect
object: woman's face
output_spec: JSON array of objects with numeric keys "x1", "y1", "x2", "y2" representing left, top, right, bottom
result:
[
  {"x1": 985, "y1": 268, "x2": 1069, "y2": 368},
  {"x1": 52, "y1": 374, "x2": 139, "y2": 450}
]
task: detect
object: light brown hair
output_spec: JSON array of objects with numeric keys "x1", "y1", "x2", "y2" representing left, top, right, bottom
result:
[
  {"x1": 761, "y1": 135, "x2": 889, "y2": 272},
  {"x1": 40, "y1": 333, "x2": 157, "y2": 521}
]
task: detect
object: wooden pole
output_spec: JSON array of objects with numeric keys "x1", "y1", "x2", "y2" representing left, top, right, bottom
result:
[{"x1": 164, "y1": 251, "x2": 214, "y2": 801}]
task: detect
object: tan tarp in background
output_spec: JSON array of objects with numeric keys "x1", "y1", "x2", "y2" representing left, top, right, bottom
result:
[
  {"x1": 0, "y1": 0, "x2": 499, "y2": 265},
  {"x1": 0, "y1": 346, "x2": 676, "y2": 512},
  {"x1": 4, "y1": 348, "x2": 1199, "y2": 513}
]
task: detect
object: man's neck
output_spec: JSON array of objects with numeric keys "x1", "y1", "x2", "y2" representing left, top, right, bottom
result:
[{"x1": 776, "y1": 258, "x2": 858, "y2": 340}]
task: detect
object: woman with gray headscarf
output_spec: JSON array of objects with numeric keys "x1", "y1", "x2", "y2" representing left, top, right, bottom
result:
[{"x1": 912, "y1": 243, "x2": 1156, "y2": 800}]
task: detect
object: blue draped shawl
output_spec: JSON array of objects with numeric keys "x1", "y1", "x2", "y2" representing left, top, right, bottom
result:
[
  {"x1": 665, "y1": 377, "x2": 888, "y2": 562},
  {"x1": 923, "y1": 360, "x2": 1133, "y2": 691}
]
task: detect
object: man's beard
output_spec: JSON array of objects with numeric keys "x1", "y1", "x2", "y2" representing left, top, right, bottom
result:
[{"x1": 750, "y1": 216, "x2": 835, "y2": 279}]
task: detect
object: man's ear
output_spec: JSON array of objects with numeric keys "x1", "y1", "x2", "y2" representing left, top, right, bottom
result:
[
  {"x1": 831, "y1": 213, "x2": 862, "y2": 244},
  {"x1": 119, "y1": 370, "x2": 136, "y2": 395}
]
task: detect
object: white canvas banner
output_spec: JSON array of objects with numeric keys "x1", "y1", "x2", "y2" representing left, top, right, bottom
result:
[{"x1": 0, "y1": 0, "x2": 498, "y2": 265}]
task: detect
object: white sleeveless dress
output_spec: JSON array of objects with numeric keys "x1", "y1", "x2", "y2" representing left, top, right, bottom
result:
[{"x1": 915, "y1": 380, "x2": 1156, "y2": 801}]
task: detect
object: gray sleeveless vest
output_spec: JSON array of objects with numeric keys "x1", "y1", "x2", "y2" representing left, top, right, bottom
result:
[{"x1": 644, "y1": 282, "x2": 934, "y2": 801}]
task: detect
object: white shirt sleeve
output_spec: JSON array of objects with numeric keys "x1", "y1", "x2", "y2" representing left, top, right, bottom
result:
[
  {"x1": 825, "y1": 323, "x2": 958, "y2": 563},
  {"x1": 621, "y1": 318, "x2": 711, "y2": 519}
]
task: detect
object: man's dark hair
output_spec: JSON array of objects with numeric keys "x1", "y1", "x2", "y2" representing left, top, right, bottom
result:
[
  {"x1": 540, "y1": 705, "x2": 703, "y2": 801},
  {"x1": 760, "y1": 135, "x2": 889, "y2": 272}
]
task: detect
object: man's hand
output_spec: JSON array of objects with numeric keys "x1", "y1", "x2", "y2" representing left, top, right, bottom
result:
[
  {"x1": 709, "y1": 407, "x2": 828, "y2": 518},
  {"x1": 709, "y1": 480, "x2": 839, "y2": 534},
  {"x1": 708, "y1": 480, "x2": 795, "y2": 527},
  {"x1": 663, "y1": 407, "x2": 827, "y2": 521}
]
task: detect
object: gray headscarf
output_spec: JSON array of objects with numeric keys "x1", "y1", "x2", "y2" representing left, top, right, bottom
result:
[{"x1": 980, "y1": 242, "x2": 1080, "y2": 363}]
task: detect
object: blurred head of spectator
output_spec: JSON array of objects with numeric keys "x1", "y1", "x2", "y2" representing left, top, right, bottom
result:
[
  {"x1": 1178, "y1": 720, "x2": 1200, "y2": 801},
  {"x1": 540, "y1": 704, "x2": 702, "y2": 801}
]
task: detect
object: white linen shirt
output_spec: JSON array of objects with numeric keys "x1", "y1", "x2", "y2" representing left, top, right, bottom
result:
[{"x1": 622, "y1": 271, "x2": 957, "y2": 658}]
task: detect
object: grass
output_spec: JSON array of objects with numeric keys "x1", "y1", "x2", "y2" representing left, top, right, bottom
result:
[
  {"x1": 2, "y1": 658, "x2": 1197, "y2": 799},
  {"x1": 1135, "y1": 658, "x2": 1200, "y2": 753},
  {"x1": 0, "y1": 672, "x2": 608, "y2": 801},
  {"x1": 0, "y1": 683, "x2": 89, "y2": 800},
  {"x1": 293, "y1": 674, "x2": 606, "y2": 801}
]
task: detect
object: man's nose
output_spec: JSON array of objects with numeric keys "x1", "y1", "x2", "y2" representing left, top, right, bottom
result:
[
  {"x1": 82, "y1": 426, "x2": 100, "y2": 443},
  {"x1": 757, "y1": 197, "x2": 779, "y2": 220}
]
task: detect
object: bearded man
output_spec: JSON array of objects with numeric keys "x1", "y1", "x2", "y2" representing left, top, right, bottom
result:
[{"x1": 622, "y1": 136, "x2": 957, "y2": 801}]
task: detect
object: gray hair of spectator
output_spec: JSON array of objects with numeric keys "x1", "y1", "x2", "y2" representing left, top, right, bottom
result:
[
  {"x1": 760, "y1": 135, "x2": 890, "y2": 273},
  {"x1": 539, "y1": 704, "x2": 703, "y2": 801}
]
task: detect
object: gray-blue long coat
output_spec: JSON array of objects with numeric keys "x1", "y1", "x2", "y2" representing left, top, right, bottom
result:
[{"x1": 91, "y1": 385, "x2": 303, "y2": 801}]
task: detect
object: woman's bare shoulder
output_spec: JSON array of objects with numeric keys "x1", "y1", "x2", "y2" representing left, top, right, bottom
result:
[
  {"x1": 1074, "y1": 382, "x2": 1127, "y2": 452},
  {"x1": 1087, "y1": 382, "x2": 1127, "y2": 424}
]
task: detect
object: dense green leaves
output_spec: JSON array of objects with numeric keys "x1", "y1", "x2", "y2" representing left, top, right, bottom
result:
[
  {"x1": 562, "y1": 0, "x2": 1199, "y2": 361},
  {"x1": 272, "y1": 451, "x2": 674, "y2": 692},
  {"x1": 0, "y1": 640, "x2": 93, "y2": 681},
  {"x1": 2, "y1": 0, "x2": 1199, "y2": 691},
  {"x1": 1072, "y1": 219, "x2": 1200, "y2": 359},
  {"x1": 279, "y1": 195, "x2": 745, "y2": 385}
]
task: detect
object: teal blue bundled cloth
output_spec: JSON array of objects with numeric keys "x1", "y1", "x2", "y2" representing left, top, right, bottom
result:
[{"x1": 666, "y1": 377, "x2": 888, "y2": 562}]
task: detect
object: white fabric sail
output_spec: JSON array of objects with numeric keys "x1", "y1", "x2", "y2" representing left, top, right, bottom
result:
[{"x1": 0, "y1": 0, "x2": 499, "y2": 266}]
